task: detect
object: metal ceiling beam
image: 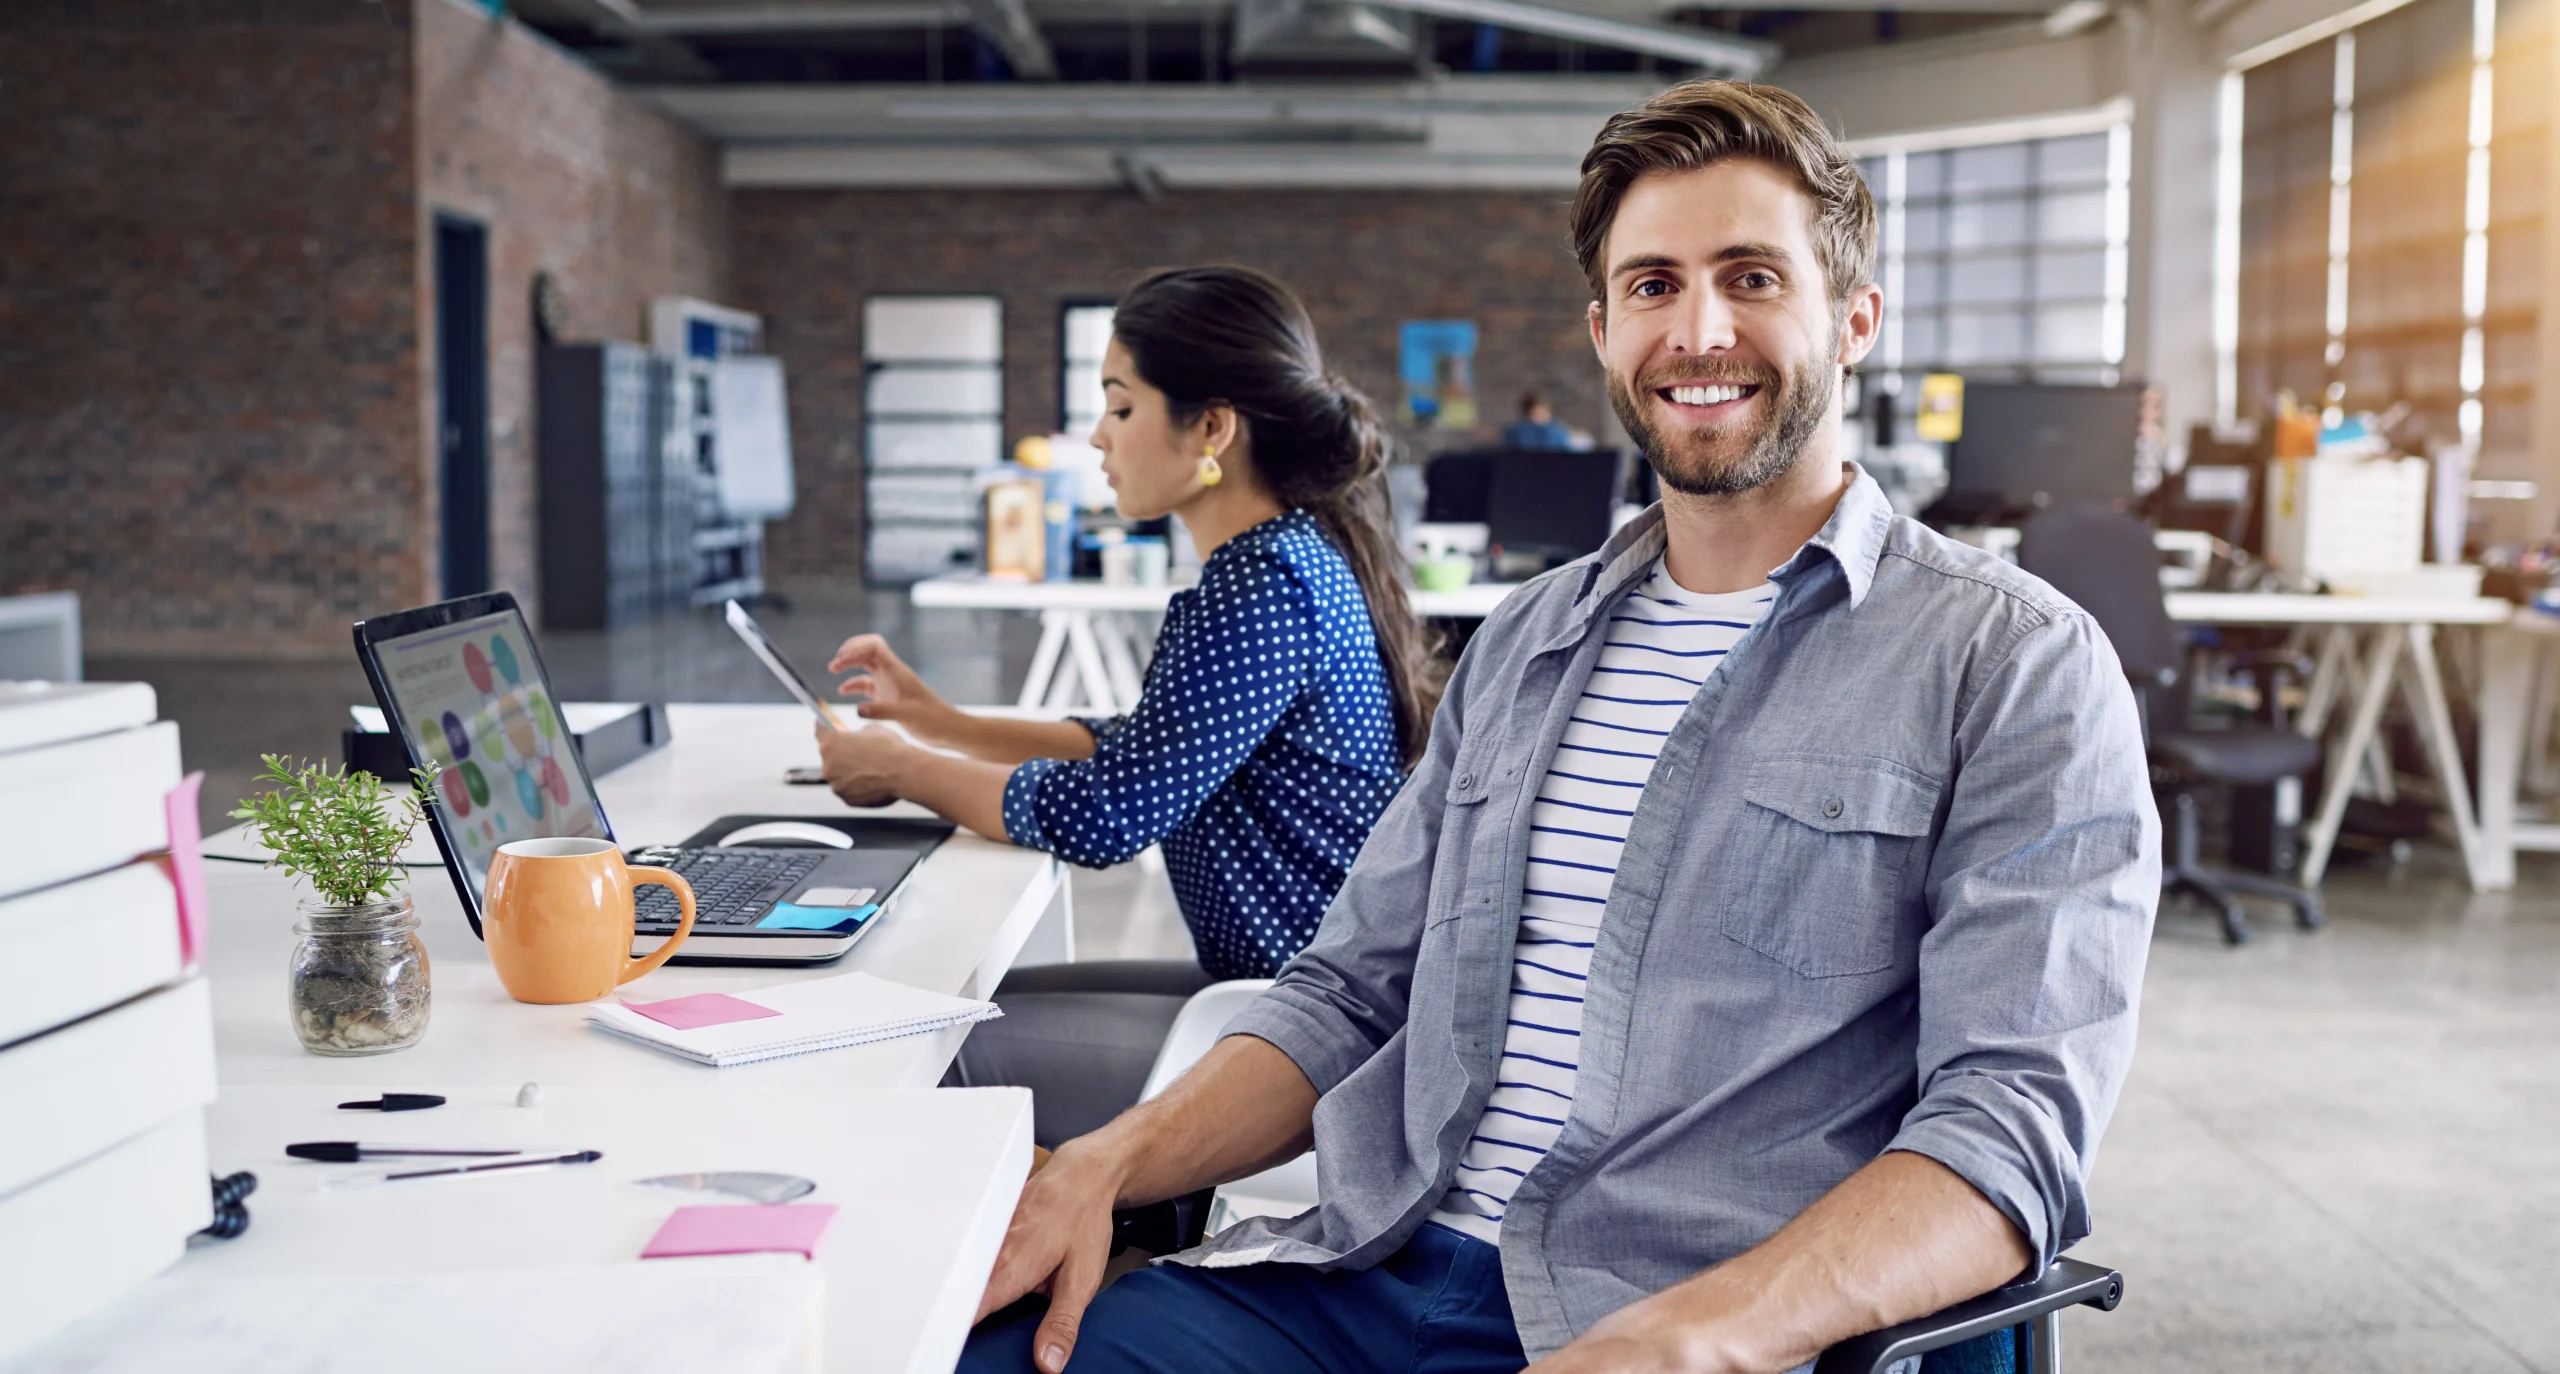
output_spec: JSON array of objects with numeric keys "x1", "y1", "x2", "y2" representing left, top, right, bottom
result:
[
  {"x1": 628, "y1": 0, "x2": 1057, "y2": 79},
  {"x1": 1358, "y1": 0, "x2": 1774, "y2": 74},
  {"x1": 637, "y1": 4, "x2": 970, "y2": 32},
  {"x1": 549, "y1": 0, "x2": 722, "y2": 78}
]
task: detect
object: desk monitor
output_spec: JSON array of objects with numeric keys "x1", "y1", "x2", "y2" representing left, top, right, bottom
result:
[
  {"x1": 1487, "y1": 450, "x2": 1620, "y2": 568},
  {"x1": 1942, "y1": 382, "x2": 2141, "y2": 519}
]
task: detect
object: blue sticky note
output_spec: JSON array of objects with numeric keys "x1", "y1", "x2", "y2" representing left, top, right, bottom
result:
[{"x1": 756, "y1": 902, "x2": 879, "y2": 932}]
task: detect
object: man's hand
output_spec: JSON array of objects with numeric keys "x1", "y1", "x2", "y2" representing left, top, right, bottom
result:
[
  {"x1": 829, "y1": 634, "x2": 966, "y2": 749},
  {"x1": 975, "y1": 1144, "x2": 1127, "y2": 1374},
  {"x1": 1523, "y1": 1281, "x2": 1752, "y2": 1374},
  {"x1": 1529, "y1": 1151, "x2": 2031, "y2": 1374},
  {"x1": 814, "y1": 720, "x2": 917, "y2": 808}
]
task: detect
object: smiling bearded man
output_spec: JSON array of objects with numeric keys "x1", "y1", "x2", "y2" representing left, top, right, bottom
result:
[{"x1": 957, "y1": 79, "x2": 2159, "y2": 1374}]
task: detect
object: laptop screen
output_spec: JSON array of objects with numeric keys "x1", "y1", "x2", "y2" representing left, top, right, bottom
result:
[{"x1": 370, "y1": 606, "x2": 608, "y2": 905}]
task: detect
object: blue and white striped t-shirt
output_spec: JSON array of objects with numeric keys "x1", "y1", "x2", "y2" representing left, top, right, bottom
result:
[{"x1": 1428, "y1": 559, "x2": 1775, "y2": 1244}]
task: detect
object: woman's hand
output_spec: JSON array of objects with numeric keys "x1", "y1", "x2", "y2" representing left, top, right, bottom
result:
[
  {"x1": 828, "y1": 635, "x2": 968, "y2": 750},
  {"x1": 814, "y1": 721, "x2": 920, "y2": 809}
]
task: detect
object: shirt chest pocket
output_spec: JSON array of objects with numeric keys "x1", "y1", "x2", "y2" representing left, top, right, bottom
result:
[
  {"x1": 1721, "y1": 754, "x2": 1941, "y2": 978},
  {"x1": 1429, "y1": 747, "x2": 1508, "y2": 928}
]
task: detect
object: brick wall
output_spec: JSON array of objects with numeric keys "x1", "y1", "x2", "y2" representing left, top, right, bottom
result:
[
  {"x1": 416, "y1": 0, "x2": 731, "y2": 625},
  {"x1": 731, "y1": 188, "x2": 1612, "y2": 581},
  {"x1": 0, "y1": 0, "x2": 732, "y2": 655},
  {"x1": 0, "y1": 2, "x2": 426, "y2": 655}
]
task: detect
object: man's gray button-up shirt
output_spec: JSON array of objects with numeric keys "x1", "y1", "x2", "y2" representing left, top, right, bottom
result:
[{"x1": 1187, "y1": 469, "x2": 2160, "y2": 1360}]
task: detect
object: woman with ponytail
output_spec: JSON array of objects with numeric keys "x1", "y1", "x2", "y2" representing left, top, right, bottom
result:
[{"x1": 816, "y1": 265, "x2": 1434, "y2": 1147}]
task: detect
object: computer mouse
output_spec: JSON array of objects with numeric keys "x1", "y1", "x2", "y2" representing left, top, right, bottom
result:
[{"x1": 717, "y1": 821, "x2": 856, "y2": 850}]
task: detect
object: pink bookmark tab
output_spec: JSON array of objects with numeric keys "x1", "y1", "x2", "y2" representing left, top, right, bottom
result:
[
  {"x1": 642, "y1": 1203, "x2": 838, "y2": 1261},
  {"x1": 161, "y1": 772, "x2": 208, "y2": 970},
  {"x1": 620, "y1": 991, "x2": 782, "y2": 1031}
]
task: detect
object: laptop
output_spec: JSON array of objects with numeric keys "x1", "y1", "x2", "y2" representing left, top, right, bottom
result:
[{"x1": 352, "y1": 591, "x2": 951, "y2": 966}]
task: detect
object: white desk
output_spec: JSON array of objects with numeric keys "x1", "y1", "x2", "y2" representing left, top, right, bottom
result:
[
  {"x1": 23, "y1": 704, "x2": 1064, "y2": 1374},
  {"x1": 2165, "y1": 593, "x2": 2512, "y2": 890},
  {"x1": 2473, "y1": 608, "x2": 2560, "y2": 889},
  {"x1": 911, "y1": 574, "x2": 1520, "y2": 712}
]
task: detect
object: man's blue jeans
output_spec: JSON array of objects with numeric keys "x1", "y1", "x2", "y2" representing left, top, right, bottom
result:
[{"x1": 960, "y1": 1223, "x2": 1526, "y2": 1374}]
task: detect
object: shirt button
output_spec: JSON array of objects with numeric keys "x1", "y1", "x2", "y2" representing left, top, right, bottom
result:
[
  {"x1": 1822, "y1": 798, "x2": 1845, "y2": 819},
  {"x1": 1457, "y1": 771, "x2": 1477, "y2": 790}
]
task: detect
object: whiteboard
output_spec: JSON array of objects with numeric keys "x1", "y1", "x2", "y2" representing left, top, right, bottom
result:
[{"x1": 710, "y1": 356, "x2": 795, "y2": 520}]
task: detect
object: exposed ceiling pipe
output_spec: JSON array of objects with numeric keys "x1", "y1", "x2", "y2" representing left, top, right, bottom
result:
[
  {"x1": 961, "y1": 0, "x2": 1062, "y2": 78},
  {"x1": 1357, "y1": 0, "x2": 1774, "y2": 74},
  {"x1": 637, "y1": 4, "x2": 972, "y2": 32},
  {"x1": 634, "y1": 0, "x2": 1057, "y2": 78}
]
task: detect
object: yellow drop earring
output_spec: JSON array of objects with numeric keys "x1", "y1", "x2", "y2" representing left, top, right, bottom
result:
[{"x1": 1198, "y1": 448, "x2": 1224, "y2": 487}]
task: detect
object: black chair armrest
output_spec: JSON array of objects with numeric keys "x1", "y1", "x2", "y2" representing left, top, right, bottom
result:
[
  {"x1": 1811, "y1": 1258, "x2": 2124, "y2": 1374},
  {"x1": 1109, "y1": 1187, "x2": 1218, "y2": 1257}
]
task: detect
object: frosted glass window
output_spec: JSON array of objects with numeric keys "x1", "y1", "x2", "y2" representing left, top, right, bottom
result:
[
  {"x1": 1950, "y1": 257, "x2": 2030, "y2": 306},
  {"x1": 1061, "y1": 303, "x2": 1116, "y2": 439},
  {"x1": 1948, "y1": 198, "x2": 2031, "y2": 251},
  {"x1": 2039, "y1": 190, "x2": 2110, "y2": 245},
  {"x1": 1868, "y1": 122, "x2": 2132, "y2": 393},
  {"x1": 868, "y1": 367, "x2": 1002, "y2": 416},
  {"x1": 865, "y1": 294, "x2": 1003, "y2": 584}
]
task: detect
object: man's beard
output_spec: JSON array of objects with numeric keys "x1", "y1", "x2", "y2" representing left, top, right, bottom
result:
[{"x1": 1608, "y1": 334, "x2": 1838, "y2": 498}]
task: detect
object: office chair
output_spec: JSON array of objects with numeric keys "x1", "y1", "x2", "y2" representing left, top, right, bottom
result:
[
  {"x1": 2018, "y1": 504, "x2": 2325, "y2": 944},
  {"x1": 1101, "y1": 984, "x2": 2123, "y2": 1374}
]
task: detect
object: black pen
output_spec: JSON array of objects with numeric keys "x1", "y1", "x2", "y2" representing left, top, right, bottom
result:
[{"x1": 286, "y1": 1141, "x2": 523, "y2": 1163}]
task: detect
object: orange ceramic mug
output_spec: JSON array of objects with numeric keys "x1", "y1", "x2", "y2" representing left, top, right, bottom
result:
[{"x1": 482, "y1": 837, "x2": 696, "y2": 1004}]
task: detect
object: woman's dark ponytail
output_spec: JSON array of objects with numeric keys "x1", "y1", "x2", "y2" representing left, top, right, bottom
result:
[{"x1": 1110, "y1": 266, "x2": 1441, "y2": 767}]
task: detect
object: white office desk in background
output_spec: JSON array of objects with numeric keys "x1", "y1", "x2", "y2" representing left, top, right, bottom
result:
[
  {"x1": 911, "y1": 574, "x2": 1520, "y2": 713},
  {"x1": 17, "y1": 704, "x2": 1067, "y2": 1374},
  {"x1": 2165, "y1": 593, "x2": 2512, "y2": 890}
]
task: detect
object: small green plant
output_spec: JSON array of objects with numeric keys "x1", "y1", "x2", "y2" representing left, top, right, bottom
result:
[{"x1": 231, "y1": 755, "x2": 440, "y2": 908}]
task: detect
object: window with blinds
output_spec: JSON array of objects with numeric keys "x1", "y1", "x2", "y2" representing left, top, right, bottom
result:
[
  {"x1": 1861, "y1": 124, "x2": 2132, "y2": 404},
  {"x1": 2234, "y1": 0, "x2": 2543, "y2": 480}
]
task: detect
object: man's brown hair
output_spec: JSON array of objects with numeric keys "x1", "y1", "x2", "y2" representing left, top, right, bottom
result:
[{"x1": 1572, "y1": 80, "x2": 1877, "y2": 307}]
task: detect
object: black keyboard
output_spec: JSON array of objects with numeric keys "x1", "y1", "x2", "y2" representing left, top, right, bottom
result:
[{"x1": 631, "y1": 848, "x2": 824, "y2": 928}]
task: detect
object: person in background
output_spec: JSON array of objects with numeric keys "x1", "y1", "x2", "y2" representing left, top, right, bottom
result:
[
  {"x1": 1501, "y1": 389, "x2": 1575, "y2": 449},
  {"x1": 813, "y1": 264, "x2": 1436, "y2": 1149}
]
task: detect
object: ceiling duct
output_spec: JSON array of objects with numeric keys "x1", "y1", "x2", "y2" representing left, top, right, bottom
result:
[{"x1": 1232, "y1": 0, "x2": 1420, "y2": 65}]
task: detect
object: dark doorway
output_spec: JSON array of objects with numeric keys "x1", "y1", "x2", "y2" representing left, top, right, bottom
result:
[{"x1": 434, "y1": 216, "x2": 491, "y2": 599}]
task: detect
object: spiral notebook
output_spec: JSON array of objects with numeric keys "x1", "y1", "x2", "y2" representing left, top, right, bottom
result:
[{"x1": 585, "y1": 971, "x2": 1000, "y2": 1068}]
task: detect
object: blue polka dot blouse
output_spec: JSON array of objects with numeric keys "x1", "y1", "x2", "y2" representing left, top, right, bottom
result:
[{"x1": 1001, "y1": 509, "x2": 1406, "y2": 980}]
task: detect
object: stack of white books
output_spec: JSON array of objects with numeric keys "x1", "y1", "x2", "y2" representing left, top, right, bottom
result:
[{"x1": 0, "y1": 681, "x2": 217, "y2": 1365}]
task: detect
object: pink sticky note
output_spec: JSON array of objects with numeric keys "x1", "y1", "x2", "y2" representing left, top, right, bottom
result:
[
  {"x1": 620, "y1": 992, "x2": 782, "y2": 1031},
  {"x1": 642, "y1": 1204, "x2": 838, "y2": 1261},
  {"x1": 161, "y1": 772, "x2": 208, "y2": 970}
]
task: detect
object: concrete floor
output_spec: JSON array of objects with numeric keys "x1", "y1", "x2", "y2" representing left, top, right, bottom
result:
[{"x1": 89, "y1": 584, "x2": 2560, "y2": 1372}]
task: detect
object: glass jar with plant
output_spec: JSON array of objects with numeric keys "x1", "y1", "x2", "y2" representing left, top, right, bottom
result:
[{"x1": 232, "y1": 755, "x2": 440, "y2": 1057}]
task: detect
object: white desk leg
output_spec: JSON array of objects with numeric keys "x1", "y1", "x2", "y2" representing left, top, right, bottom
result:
[
  {"x1": 2477, "y1": 625, "x2": 2538, "y2": 891},
  {"x1": 2527, "y1": 642, "x2": 2560, "y2": 795},
  {"x1": 1014, "y1": 860, "x2": 1076, "y2": 968},
  {"x1": 2404, "y1": 623, "x2": 2491, "y2": 891},
  {"x1": 1019, "y1": 611, "x2": 1070, "y2": 711},
  {"x1": 1094, "y1": 611, "x2": 1146, "y2": 707},
  {"x1": 2299, "y1": 625, "x2": 2355, "y2": 737},
  {"x1": 1063, "y1": 612, "x2": 1120, "y2": 714},
  {"x1": 2301, "y1": 627, "x2": 2404, "y2": 888}
]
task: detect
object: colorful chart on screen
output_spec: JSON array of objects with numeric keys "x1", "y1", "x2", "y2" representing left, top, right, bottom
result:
[{"x1": 372, "y1": 610, "x2": 603, "y2": 900}]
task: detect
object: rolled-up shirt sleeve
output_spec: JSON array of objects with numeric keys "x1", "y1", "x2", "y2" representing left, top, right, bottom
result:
[
  {"x1": 1891, "y1": 608, "x2": 2159, "y2": 1268},
  {"x1": 1000, "y1": 551, "x2": 1319, "y2": 869}
]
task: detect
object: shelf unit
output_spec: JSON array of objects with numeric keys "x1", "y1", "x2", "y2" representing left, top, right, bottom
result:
[{"x1": 650, "y1": 296, "x2": 769, "y2": 606}]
